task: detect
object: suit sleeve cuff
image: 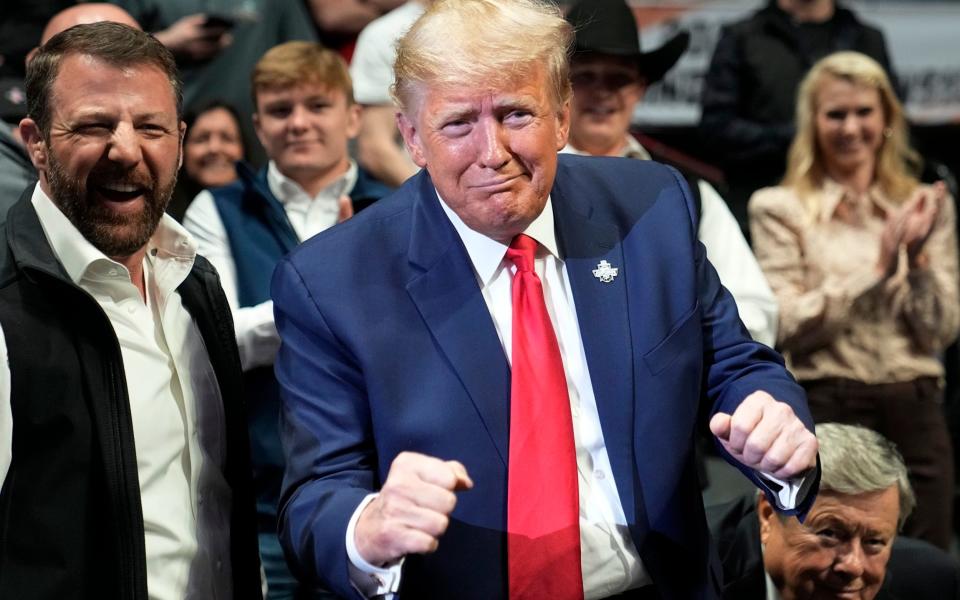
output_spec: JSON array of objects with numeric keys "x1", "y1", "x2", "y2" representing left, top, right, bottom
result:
[
  {"x1": 346, "y1": 493, "x2": 404, "y2": 598},
  {"x1": 756, "y1": 468, "x2": 817, "y2": 511}
]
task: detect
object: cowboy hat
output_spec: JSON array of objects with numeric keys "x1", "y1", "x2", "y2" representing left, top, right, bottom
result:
[{"x1": 565, "y1": 0, "x2": 690, "y2": 84}]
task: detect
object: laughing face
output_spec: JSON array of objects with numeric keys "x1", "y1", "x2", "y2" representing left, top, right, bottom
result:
[
  {"x1": 23, "y1": 53, "x2": 184, "y2": 259},
  {"x1": 568, "y1": 54, "x2": 645, "y2": 156}
]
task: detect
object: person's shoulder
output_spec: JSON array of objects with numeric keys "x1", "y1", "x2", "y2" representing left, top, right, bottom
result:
[
  {"x1": 285, "y1": 176, "x2": 416, "y2": 267},
  {"x1": 351, "y1": 165, "x2": 395, "y2": 204},
  {"x1": 556, "y1": 153, "x2": 682, "y2": 189},
  {"x1": 721, "y1": 5, "x2": 771, "y2": 36},
  {"x1": 885, "y1": 535, "x2": 960, "y2": 599},
  {"x1": 357, "y1": 1, "x2": 424, "y2": 44},
  {"x1": 748, "y1": 185, "x2": 803, "y2": 219}
]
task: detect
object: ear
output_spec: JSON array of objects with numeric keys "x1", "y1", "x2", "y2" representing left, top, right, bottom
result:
[
  {"x1": 396, "y1": 110, "x2": 427, "y2": 168},
  {"x1": 177, "y1": 120, "x2": 187, "y2": 170},
  {"x1": 19, "y1": 117, "x2": 48, "y2": 172},
  {"x1": 252, "y1": 112, "x2": 268, "y2": 153},
  {"x1": 757, "y1": 494, "x2": 776, "y2": 546},
  {"x1": 631, "y1": 79, "x2": 649, "y2": 107},
  {"x1": 555, "y1": 99, "x2": 571, "y2": 151},
  {"x1": 345, "y1": 102, "x2": 362, "y2": 140}
]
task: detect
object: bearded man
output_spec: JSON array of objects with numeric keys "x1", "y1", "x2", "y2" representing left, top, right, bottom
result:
[{"x1": 0, "y1": 22, "x2": 262, "y2": 600}]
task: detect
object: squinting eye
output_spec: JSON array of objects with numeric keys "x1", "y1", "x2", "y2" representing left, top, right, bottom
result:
[
  {"x1": 442, "y1": 120, "x2": 470, "y2": 134},
  {"x1": 817, "y1": 528, "x2": 839, "y2": 540}
]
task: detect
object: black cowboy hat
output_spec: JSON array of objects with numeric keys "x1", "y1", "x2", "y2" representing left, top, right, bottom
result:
[{"x1": 565, "y1": 0, "x2": 690, "y2": 84}]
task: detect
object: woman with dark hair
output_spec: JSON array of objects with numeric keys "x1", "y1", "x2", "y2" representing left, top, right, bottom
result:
[
  {"x1": 749, "y1": 51, "x2": 959, "y2": 549},
  {"x1": 168, "y1": 100, "x2": 247, "y2": 220}
]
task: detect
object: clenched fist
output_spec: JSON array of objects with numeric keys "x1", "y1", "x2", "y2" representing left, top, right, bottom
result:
[{"x1": 355, "y1": 451, "x2": 473, "y2": 566}]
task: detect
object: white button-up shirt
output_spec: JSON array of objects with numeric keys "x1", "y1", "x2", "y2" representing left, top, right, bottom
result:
[
  {"x1": 22, "y1": 186, "x2": 234, "y2": 600},
  {"x1": 183, "y1": 160, "x2": 358, "y2": 371}
]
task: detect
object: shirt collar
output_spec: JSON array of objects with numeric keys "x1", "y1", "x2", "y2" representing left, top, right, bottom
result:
[
  {"x1": 266, "y1": 159, "x2": 358, "y2": 205},
  {"x1": 561, "y1": 135, "x2": 651, "y2": 160},
  {"x1": 764, "y1": 570, "x2": 782, "y2": 600},
  {"x1": 30, "y1": 184, "x2": 197, "y2": 285},
  {"x1": 818, "y1": 177, "x2": 897, "y2": 222},
  {"x1": 437, "y1": 190, "x2": 560, "y2": 287}
]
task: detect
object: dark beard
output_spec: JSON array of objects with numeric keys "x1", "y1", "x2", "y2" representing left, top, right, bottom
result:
[{"x1": 46, "y1": 152, "x2": 177, "y2": 259}]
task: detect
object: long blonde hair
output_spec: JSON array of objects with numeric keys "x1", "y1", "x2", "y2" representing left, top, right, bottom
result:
[{"x1": 783, "y1": 51, "x2": 920, "y2": 213}]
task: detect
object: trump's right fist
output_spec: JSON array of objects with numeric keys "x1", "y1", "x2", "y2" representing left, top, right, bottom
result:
[{"x1": 355, "y1": 451, "x2": 473, "y2": 566}]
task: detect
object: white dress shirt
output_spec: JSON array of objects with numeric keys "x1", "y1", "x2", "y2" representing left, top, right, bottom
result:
[
  {"x1": 9, "y1": 186, "x2": 235, "y2": 600},
  {"x1": 345, "y1": 181, "x2": 812, "y2": 596},
  {"x1": 182, "y1": 160, "x2": 358, "y2": 371},
  {"x1": 561, "y1": 139, "x2": 779, "y2": 347}
]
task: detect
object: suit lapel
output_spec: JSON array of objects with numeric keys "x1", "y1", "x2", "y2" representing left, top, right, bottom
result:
[
  {"x1": 552, "y1": 180, "x2": 638, "y2": 521},
  {"x1": 405, "y1": 174, "x2": 511, "y2": 466}
]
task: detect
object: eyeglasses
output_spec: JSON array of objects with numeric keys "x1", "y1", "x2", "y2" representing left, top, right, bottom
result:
[{"x1": 569, "y1": 69, "x2": 642, "y2": 91}]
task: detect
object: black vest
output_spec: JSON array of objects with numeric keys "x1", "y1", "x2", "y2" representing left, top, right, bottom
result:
[{"x1": 0, "y1": 191, "x2": 262, "y2": 599}]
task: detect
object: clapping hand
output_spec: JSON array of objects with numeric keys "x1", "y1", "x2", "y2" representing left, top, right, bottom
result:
[{"x1": 877, "y1": 182, "x2": 945, "y2": 276}]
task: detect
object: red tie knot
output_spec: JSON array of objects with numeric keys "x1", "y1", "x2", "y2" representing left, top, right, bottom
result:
[{"x1": 506, "y1": 233, "x2": 537, "y2": 273}]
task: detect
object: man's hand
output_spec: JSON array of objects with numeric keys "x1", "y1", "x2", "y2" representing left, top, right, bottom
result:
[
  {"x1": 154, "y1": 14, "x2": 232, "y2": 63},
  {"x1": 355, "y1": 451, "x2": 473, "y2": 566},
  {"x1": 337, "y1": 195, "x2": 354, "y2": 222},
  {"x1": 709, "y1": 391, "x2": 818, "y2": 480}
]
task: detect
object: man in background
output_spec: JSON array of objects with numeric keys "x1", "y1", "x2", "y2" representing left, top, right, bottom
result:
[
  {"x1": 562, "y1": 0, "x2": 778, "y2": 347},
  {"x1": 709, "y1": 422, "x2": 960, "y2": 599},
  {"x1": 183, "y1": 40, "x2": 389, "y2": 599},
  {"x1": 349, "y1": 0, "x2": 430, "y2": 186}
]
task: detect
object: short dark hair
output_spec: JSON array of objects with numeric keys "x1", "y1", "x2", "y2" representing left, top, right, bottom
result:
[{"x1": 25, "y1": 21, "x2": 182, "y2": 137}]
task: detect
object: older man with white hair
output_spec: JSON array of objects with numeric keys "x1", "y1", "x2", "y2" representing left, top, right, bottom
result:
[{"x1": 709, "y1": 423, "x2": 960, "y2": 600}]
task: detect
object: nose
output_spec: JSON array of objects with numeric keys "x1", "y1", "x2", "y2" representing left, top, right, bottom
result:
[
  {"x1": 288, "y1": 104, "x2": 309, "y2": 132},
  {"x1": 107, "y1": 123, "x2": 143, "y2": 167},
  {"x1": 833, "y1": 541, "x2": 866, "y2": 579},
  {"x1": 207, "y1": 135, "x2": 224, "y2": 154},
  {"x1": 841, "y1": 113, "x2": 859, "y2": 136},
  {"x1": 477, "y1": 117, "x2": 509, "y2": 169}
]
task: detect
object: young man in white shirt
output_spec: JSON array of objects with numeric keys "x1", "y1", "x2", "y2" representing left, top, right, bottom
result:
[{"x1": 183, "y1": 40, "x2": 390, "y2": 599}]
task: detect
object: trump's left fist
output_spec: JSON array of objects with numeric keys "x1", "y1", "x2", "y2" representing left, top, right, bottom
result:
[{"x1": 709, "y1": 391, "x2": 818, "y2": 480}]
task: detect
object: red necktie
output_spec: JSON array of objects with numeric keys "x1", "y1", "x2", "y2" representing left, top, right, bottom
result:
[{"x1": 506, "y1": 234, "x2": 583, "y2": 600}]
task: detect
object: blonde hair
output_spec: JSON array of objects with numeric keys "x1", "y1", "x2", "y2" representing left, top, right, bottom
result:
[
  {"x1": 783, "y1": 51, "x2": 920, "y2": 213},
  {"x1": 391, "y1": 0, "x2": 573, "y2": 112},
  {"x1": 251, "y1": 41, "x2": 354, "y2": 109}
]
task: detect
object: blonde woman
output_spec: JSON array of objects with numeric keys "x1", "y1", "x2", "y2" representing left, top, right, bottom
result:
[{"x1": 749, "y1": 51, "x2": 959, "y2": 550}]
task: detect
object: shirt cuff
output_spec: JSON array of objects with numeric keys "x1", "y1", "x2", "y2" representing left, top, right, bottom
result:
[
  {"x1": 756, "y1": 468, "x2": 816, "y2": 511},
  {"x1": 234, "y1": 300, "x2": 280, "y2": 371},
  {"x1": 346, "y1": 493, "x2": 404, "y2": 598}
]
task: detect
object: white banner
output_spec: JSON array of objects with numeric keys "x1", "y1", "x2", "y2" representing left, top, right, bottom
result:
[{"x1": 630, "y1": 1, "x2": 960, "y2": 125}]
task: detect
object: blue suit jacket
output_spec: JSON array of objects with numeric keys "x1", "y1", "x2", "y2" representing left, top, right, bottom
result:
[{"x1": 272, "y1": 155, "x2": 815, "y2": 599}]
